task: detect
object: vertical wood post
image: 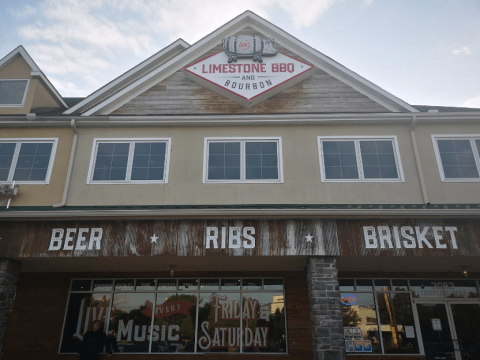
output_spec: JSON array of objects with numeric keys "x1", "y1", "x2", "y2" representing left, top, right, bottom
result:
[
  {"x1": 307, "y1": 256, "x2": 346, "y2": 360},
  {"x1": 0, "y1": 259, "x2": 21, "y2": 360}
]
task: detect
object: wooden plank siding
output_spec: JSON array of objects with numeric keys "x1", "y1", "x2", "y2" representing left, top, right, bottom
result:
[
  {"x1": 112, "y1": 69, "x2": 389, "y2": 115},
  {"x1": 112, "y1": 27, "x2": 389, "y2": 115}
]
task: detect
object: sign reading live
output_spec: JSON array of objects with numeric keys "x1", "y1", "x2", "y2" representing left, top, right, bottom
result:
[{"x1": 184, "y1": 35, "x2": 314, "y2": 106}]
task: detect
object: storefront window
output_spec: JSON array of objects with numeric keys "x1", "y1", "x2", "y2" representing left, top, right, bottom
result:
[
  {"x1": 110, "y1": 293, "x2": 154, "y2": 352},
  {"x1": 376, "y1": 292, "x2": 419, "y2": 353},
  {"x1": 341, "y1": 278, "x2": 480, "y2": 355},
  {"x1": 60, "y1": 292, "x2": 111, "y2": 353},
  {"x1": 60, "y1": 278, "x2": 286, "y2": 354},
  {"x1": 341, "y1": 292, "x2": 381, "y2": 353}
]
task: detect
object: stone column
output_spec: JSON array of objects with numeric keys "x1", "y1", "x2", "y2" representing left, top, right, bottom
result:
[
  {"x1": 0, "y1": 259, "x2": 21, "y2": 360},
  {"x1": 307, "y1": 256, "x2": 345, "y2": 360}
]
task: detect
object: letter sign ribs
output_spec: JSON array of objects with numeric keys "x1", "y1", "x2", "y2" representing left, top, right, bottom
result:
[{"x1": 184, "y1": 49, "x2": 314, "y2": 108}]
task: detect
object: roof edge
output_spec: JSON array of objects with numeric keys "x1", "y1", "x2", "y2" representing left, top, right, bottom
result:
[{"x1": 63, "y1": 38, "x2": 190, "y2": 115}]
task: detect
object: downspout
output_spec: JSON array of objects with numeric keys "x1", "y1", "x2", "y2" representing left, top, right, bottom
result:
[
  {"x1": 410, "y1": 115, "x2": 429, "y2": 204},
  {"x1": 53, "y1": 119, "x2": 78, "y2": 207}
]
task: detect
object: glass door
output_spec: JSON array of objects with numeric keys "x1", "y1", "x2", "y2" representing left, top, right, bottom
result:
[
  {"x1": 416, "y1": 302, "x2": 480, "y2": 360},
  {"x1": 449, "y1": 303, "x2": 480, "y2": 360},
  {"x1": 416, "y1": 303, "x2": 456, "y2": 360}
]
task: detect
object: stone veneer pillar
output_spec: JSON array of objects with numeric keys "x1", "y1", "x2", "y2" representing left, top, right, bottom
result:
[
  {"x1": 0, "y1": 259, "x2": 21, "y2": 360},
  {"x1": 307, "y1": 256, "x2": 346, "y2": 360}
]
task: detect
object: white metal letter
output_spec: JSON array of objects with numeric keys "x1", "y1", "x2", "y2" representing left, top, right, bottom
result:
[
  {"x1": 206, "y1": 227, "x2": 219, "y2": 249},
  {"x1": 88, "y1": 228, "x2": 103, "y2": 250},
  {"x1": 432, "y1": 227, "x2": 446, "y2": 249},
  {"x1": 48, "y1": 229, "x2": 64, "y2": 251},
  {"x1": 363, "y1": 226, "x2": 377, "y2": 249},
  {"x1": 243, "y1": 227, "x2": 255, "y2": 248},
  {"x1": 229, "y1": 227, "x2": 241, "y2": 248}
]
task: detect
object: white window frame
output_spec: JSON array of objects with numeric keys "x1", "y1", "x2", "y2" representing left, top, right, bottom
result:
[
  {"x1": 0, "y1": 79, "x2": 30, "y2": 107},
  {"x1": 432, "y1": 134, "x2": 480, "y2": 182},
  {"x1": 87, "y1": 138, "x2": 171, "y2": 184},
  {"x1": 203, "y1": 137, "x2": 284, "y2": 184},
  {"x1": 0, "y1": 138, "x2": 58, "y2": 184},
  {"x1": 317, "y1": 135, "x2": 405, "y2": 183}
]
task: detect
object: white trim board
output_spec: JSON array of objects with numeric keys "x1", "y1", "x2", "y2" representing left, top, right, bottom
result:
[
  {"x1": 0, "y1": 138, "x2": 58, "y2": 185},
  {"x1": 0, "y1": 79, "x2": 30, "y2": 107},
  {"x1": 77, "y1": 11, "x2": 417, "y2": 116},
  {"x1": 317, "y1": 135, "x2": 405, "y2": 183},
  {"x1": 86, "y1": 137, "x2": 172, "y2": 185},
  {"x1": 202, "y1": 136, "x2": 284, "y2": 184},
  {"x1": 431, "y1": 134, "x2": 480, "y2": 182}
]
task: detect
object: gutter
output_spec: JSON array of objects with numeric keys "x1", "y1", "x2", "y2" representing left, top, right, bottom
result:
[
  {"x1": 410, "y1": 115, "x2": 429, "y2": 205},
  {"x1": 1, "y1": 208, "x2": 480, "y2": 220},
  {"x1": 0, "y1": 112, "x2": 480, "y2": 128},
  {"x1": 53, "y1": 119, "x2": 78, "y2": 207}
]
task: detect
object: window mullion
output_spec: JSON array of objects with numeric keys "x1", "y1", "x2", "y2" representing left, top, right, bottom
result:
[
  {"x1": 7, "y1": 142, "x2": 21, "y2": 182},
  {"x1": 240, "y1": 141, "x2": 245, "y2": 181},
  {"x1": 355, "y1": 140, "x2": 364, "y2": 180},
  {"x1": 125, "y1": 142, "x2": 134, "y2": 182}
]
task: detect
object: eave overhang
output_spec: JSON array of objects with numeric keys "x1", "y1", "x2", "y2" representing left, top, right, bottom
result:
[
  {"x1": 0, "y1": 111, "x2": 480, "y2": 128},
  {"x1": 0, "y1": 204, "x2": 479, "y2": 220}
]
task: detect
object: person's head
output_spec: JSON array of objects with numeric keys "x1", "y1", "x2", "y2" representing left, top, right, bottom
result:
[{"x1": 92, "y1": 320, "x2": 102, "y2": 331}]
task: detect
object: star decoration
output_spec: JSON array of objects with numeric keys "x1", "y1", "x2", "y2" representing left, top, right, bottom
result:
[
  {"x1": 150, "y1": 234, "x2": 158, "y2": 244},
  {"x1": 305, "y1": 234, "x2": 314, "y2": 243}
]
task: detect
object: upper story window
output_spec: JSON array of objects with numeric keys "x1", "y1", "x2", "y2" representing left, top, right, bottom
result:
[
  {"x1": 432, "y1": 135, "x2": 480, "y2": 181},
  {"x1": 87, "y1": 138, "x2": 171, "y2": 184},
  {"x1": 0, "y1": 80, "x2": 29, "y2": 106},
  {"x1": 318, "y1": 136, "x2": 404, "y2": 182},
  {"x1": 0, "y1": 139, "x2": 57, "y2": 184},
  {"x1": 203, "y1": 137, "x2": 283, "y2": 183}
]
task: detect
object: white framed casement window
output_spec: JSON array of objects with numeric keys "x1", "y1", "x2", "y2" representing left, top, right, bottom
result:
[
  {"x1": 87, "y1": 138, "x2": 171, "y2": 184},
  {"x1": 432, "y1": 135, "x2": 480, "y2": 182},
  {"x1": 0, "y1": 79, "x2": 30, "y2": 106},
  {"x1": 317, "y1": 136, "x2": 404, "y2": 182},
  {"x1": 203, "y1": 137, "x2": 283, "y2": 183},
  {"x1": 0, "y1": 138, "x2": 58, "y2": 184}
]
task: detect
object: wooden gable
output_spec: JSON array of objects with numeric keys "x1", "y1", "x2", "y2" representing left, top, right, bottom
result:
[{"x1": 112, "y1": 27, "x2": 389, "y2": 115}]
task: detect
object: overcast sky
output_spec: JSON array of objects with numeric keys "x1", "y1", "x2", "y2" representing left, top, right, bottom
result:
[{"x1": 1, "y1": 0, "x2": 479, "y2": 108}]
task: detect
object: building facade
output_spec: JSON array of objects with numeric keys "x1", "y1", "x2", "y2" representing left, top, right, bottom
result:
[{"x1": 0, "y1": 11, "x2": 480, "y2": 360}]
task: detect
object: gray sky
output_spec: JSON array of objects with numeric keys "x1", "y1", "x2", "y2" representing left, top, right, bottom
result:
[{"x1": 1, "y1": 0, "x2": 479, "y2": 108}]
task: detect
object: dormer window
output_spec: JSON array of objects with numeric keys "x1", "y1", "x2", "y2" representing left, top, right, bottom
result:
[{"x1": 0, "y1": 80, "x2": 29, "y2": 106}]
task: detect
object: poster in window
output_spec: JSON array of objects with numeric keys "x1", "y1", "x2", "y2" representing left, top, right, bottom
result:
[
  {"x1": 150, "y1": 292, "x2": 197, "y2": 353},
  {"x1": 345, "y1": 340, "x2": 354, "y2": 352},
  {"x1": 60, "y1": 293, "x2": 112, "y2": 353}
]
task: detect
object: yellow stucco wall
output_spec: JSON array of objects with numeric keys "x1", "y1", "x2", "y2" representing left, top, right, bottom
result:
[
  {"x1": 415, "y1": 123, "x2": 480, "y2": 204},
  {"x1": 0, "y1": 128, "x2": 73, "y2": 206},
  {"x1": 66, "y1": 124, "x2": 428, "y2": 206}
]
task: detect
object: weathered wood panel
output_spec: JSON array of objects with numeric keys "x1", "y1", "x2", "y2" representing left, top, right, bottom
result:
[
  {"x1": 0, "y1": 219, "x2": 339, "y2": 258},
  {"x1": 112, "y1": 69, "x2": 388, "y2": 115},
  {"x1": 112, "y1": 27, "x2": 389, "y2": 115},
  {"x1": 337, "y1": 219, "x2": 480, "y2": 257}
]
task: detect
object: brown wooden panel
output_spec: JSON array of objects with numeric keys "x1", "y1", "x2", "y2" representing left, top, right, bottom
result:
[{"x1": 112, "y1": 69, "x2": 388, "y2": 115}]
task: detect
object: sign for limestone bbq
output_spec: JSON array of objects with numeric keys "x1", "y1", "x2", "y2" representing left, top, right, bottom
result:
[
  {"x1": 184, "y1": 35, "x2": 314, "y2": 107},
  {"x1": 0, "y1": 218, "x2": 480, "y2": 258}
]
